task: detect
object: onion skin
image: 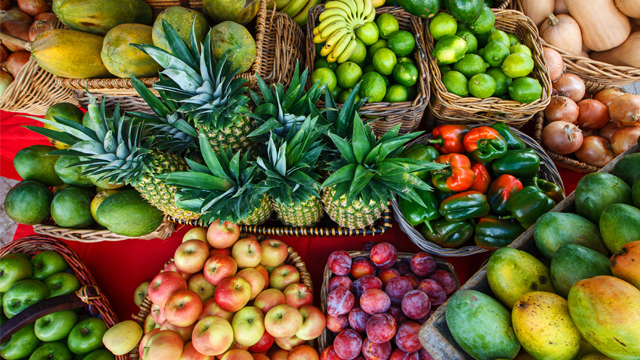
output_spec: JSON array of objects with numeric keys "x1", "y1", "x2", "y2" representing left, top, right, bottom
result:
[
  {"x1": 577, "y1": 99, "x2": 610, "y2": 130},
  {"x1": 0, "y1": 20, "x2": 30, "y2": 52},
  {"x1": 611, "y1": 126, "x2": 640, "y2": 154},
  {"x1": 34, "y1": 12, "x2": 55, "y2": 21},
  {"x1": 0, "y1": 9, "x2": 32, "y2": 24},
  {"x1": 575, "y1": 136, "x2": 616, "y2": 166},
  {"x1": 553, "y1": 73, "x2": 586, "y2": 102},
  {"x1": 0, "y1": 69, "x2": 12, "y2": 96},
  {"x1": 17, "y1": 0, "x2": 48, "y2": 16},
  {"x1": 598, "y1": 121, "x2": 618, "y2": 141},
  {"x1": 0, "y1": 46, "x2": 7, "y2": 63},
  {"x1": 582, "y1": 129, "x2": 597, "y2": 137},
  {"x1": 544, "y1": 47, "x2": 564, "y2": 82},
  {"x1": 609, "y1": 93, "x2": 640, "y2": 127},
  {"x1": 595, "y1": 88, "x2": 625, "y2": 107},
  {"x1": 542, "y1": 121, "x2": 584, "y2": 154},
  {"x1": 28, "y1": 20, "x2": 50, "y2": 41},
  {"x1": 545, "y1": 96, "x2": 579, "y2": 124},
  {"x1": 0, "y1": 0, "x2": 9, "y2": 10},
  {"x1": 1, "y1": 51, "x2": 30, "y2": 78}
]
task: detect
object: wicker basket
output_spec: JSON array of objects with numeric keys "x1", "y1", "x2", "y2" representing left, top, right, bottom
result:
[
  {"x1": 393, "y1": 124, "x2": 565, "y2": 257},
  {"x1": 306, "y1": 6, "x2": 430, "y2": 135},
  {"x1": 426, "y1": 9, "x2": 552, "y2": 127},
  {"x1": 129, "y1": 246, "x2": 313, "y2": 360},
  {"x1": 318, "y1": 250, "x2": 460, "y2": 352},
  {"x1": 0, "y1": 235, "x2": 124, "y2": 360},
  {"x1": 32, "y1": 216, "x2": 176, "y2": 242}
]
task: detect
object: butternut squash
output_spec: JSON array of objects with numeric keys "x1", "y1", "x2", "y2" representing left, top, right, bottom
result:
[
  {"x1": 616, "y1": 0, "x2": 640, "y2": 18},
  {"x1": 591, "y1": 31, "x2": 640, "y2": 67},
  {"x1": 565, "y1": 0, "x2": 631, "y2": 51},
  {"x1": 555, "y1": 0, "x2": 569, "y2": 14},
  {"x1": 521, "y1": 0, "x2": 554, "y2": 27},
  {"x1": 540, "y1": 14, "x2": 583, "y2": 56}
]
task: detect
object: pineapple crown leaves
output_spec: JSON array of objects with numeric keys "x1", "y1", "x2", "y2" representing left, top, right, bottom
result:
[
  {"x1": 322, "y1": 119, "x2": 446, "y2": 208},
  {"x1": 312, "y1": 82, "x2": 367, "y2": 141},
  {"x1": 159, "y1": 133, "x2": 268, "y2": 225}
]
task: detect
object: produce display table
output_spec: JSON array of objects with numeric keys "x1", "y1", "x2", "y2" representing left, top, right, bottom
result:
[{"x1": 0, "y1": 109, "x2": 585, "y2": 322}]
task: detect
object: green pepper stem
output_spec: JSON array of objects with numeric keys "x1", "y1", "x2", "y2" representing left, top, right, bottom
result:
[
  {"x1": 423, "y1": 220, "x2": 433, "y2": 233},
  {"x1": 428, "y1": 137, "x2": 444, "y2": 146},
  {"x1": 530, "y1": 176, "x2": 540, "y2": 190},
  {"x1": 499, "y1": 215, "x2": 515, "y2": 220}
]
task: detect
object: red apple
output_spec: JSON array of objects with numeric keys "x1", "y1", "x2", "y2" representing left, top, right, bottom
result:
[
  {"x1": 259, "y1": 239, "x2": 288, "y2": 267},
  {"x1": 326, "y1": 313, "x2": 349, "y2": 333},
  {"x1": 334, "y1": 329, "x2": 363, "y2": 360},
  {"x1": 264, "y1": 304, "x2": 302, "y2": 338},
  {"x1": 160, "y1": 321, "x2": 195, "y2": 342},
  {"x1": 288, "y1": 345, "x2": 320, "y2": 360},
  {"x1": 327, "y1": 250, "x2": 352, "y2": 276},
  {"x1": 269, "y1": 265, "x2": 300, "y2": 291},
  {"x1": 409, "y1": 253, "x2": 436, "y2": 277},
  {"x1": 253, "y1": 265, "x2": 269, "y2": 291},
  {"x1": 365, "y1": 313, "x2": 397, "y2": 344},
  {"x1": 151, "y1": 303, "x2": 167, "y2": 325},
  {"x1": 348, "y1": 307, "x2": 370, "y2": 334},
  {"x1": 247, "y1": 330, "x2": 274, "y2": 353},
  {"x1": 139, "y1": 328, "x2": 160, "y2": 356},
  {"x1": 328, "y1": 276, "x2": 352, "y2": 292},
  {"x1": 269, "y1": 349, "x2": 289, "y2": 360},
  {"x1": 236, "y1": 268, "x2": 266, "y2": 300},
  {"x1": 164, "y1": 262, "x2": 193, "y2": 281},
  {"x1": 370, "y1": 242, "x2": 397, "y2": 269},
  {"x1": 214, "y1": 276, "x2": 251, "y2": 312},
  {"x1": 232, "y1": 238, "x2": 263, "y2": 268},
  {"x1": 188, "y1": 272, "x2": 216, "y2": 302},
  {"x1": 254, "y1": 288, "x2": 285, "y2": 314},
  {"x1": 144, "y1": 313, "x2": 159, "y2": 334},
  {"x1": 210, "y1": 248, "x2": 231, "y2": 257},
  {"x1": 165, "y1": 289, "x2": 203, "y2": 327},
  {"x1": 176, "y1": 240, "x2": 210, "y2": 273},
  {"x1": 351, "y1": 258, "x2": 375, "y2": 279},
  {"x1": 149, "y1": 271, "x2": 188, "y2": 307},
  {"x1": 200, "y1": 298, "x2": 234, "y2": 322},
  {"x1": 320, "y1": 346, "x2": 341, "y2": 360},
  {"x1": 429, "y1": 270, "x2": 456, "y2": 295},
  {"x1": 207, "y1": 220, "x2": 241, "y2": 249},
  {"x1": 326, "y1": 286, "x2": 354, "y2": 316},
  {"x1": 192, "y1": 316, "x2": 234, "y2": 356},
  {"x1": 401, "y1": 290, "x2": 430, "y2": 320},
  {"x1": 143, "y1": 330, "x2": 184, "y2": 360},
  {"x1": 274, "y1": 334, "x2": 305, "y2": 350},
  {"x1": 361, "y1": 338, "x2": 392, "y2": 360},
  {"x1": 378, "y1": 268, "x2": 400, "y2": 287},
  {"x1": 385, "y1": 277, "x2": 413, "y2": 305},
  {"x1": 180, "y1": 342, "x2": 212, "y2": 360},
  {"x1": 204, "y1": 255, "x2": 238, "y2": 286},
  {"x1": 220, "y1": 349, "x2": 252, "y2": 360},
  {"x1": 351, "y1": 275, "x2": 382, "y2": 297},
  {"x1": 183, "y1": 227, "x2": 209, "y2": 244},
  {"x1": 395, "y1": 321, "x2": 421, "y2": 353},
  {"x1": 232, "y1": 306, "x2": 265, "y2": 347},
  {"x1": 390, "y1": 349, "x2": 419, "y2": 360},
  {"x1": 283, "y1": 283, "x2": 313, "y2": 309},
  {"x1": 417, "y1": 279, "x2": 447, "y2": 306},
  {"x1": 296, "y1": 305, "x2": 326, "y2": 340}
]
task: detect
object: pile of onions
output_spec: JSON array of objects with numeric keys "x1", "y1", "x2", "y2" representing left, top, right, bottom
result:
[
  {"x1": 577, "y1": 99, "x2": 609, "y2": 130},
  {"x1": 0, "y1": 9, "x2": 33, "y2": 24},
  {"x1": 543, "y1": 47, "x2": 564, "y2": 82},
  {"x1": 611, "y1": 127, "x2": 640, "y2": 154},
  {"x1": 1, "y1": 51, "x2": 30, "y2": 78},
  {"x1": 28, "y1": 20, "x2": 50, "y2": 41},
  {"x1": 542, "y1": 121, "x2": 583, "y2": 154},
  {"x1": 595, "y1": 88, "x2": 625, "y2": 107},
  {"x1": 552, "y1": 73, "x2": 585, "y2": 102},
  {"x1": 609, "y1": 94, "x2": 640, "y2": 127},
  {"x1": 0, "y1": 47, "x2": 7, "y2": 63},
  {"x1": 0, "y1": 69, "x2": 12, "y2": 97},
  {"x1": 0, "y1": 19, "x2": 30, "y2": 52},
  {"x1": 17, "y1": 0, "x2": 48, "y2": 17},
  {"x1": 575, "y1": 136, "x2": 616, "y2": 167},
  {"x1": 545, "y1": 96, "x2": 579, "y2": 123},
  {"x1": 34, "y1": 12, "x2": 55, "y2": 22}
]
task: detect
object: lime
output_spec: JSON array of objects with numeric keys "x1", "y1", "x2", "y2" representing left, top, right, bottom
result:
[
  {"x1": 502, "y1": 52, "x2": 534, "y2": 78},
  {"x1": 385, "y1": 84, "x2": 410, "y2": 102},
  {"x1": 377, "y1": 13, "x2": 400, "y2": 40},
  {"x1": 372, "y1": 48, "x2": 398, "y2": 76},
  {"x1": 429, "y1": 13, "x2": 457, "y2": 41},
  {"x1": 482, "y1": 40, "x2": 510, "y2": 67},
  {"x1": 439, "y1": 64, "x2": 452, "y2": 75},
  {"x1": 442, "y1": 70, "x2": 469, "y2": 97},
  {"x1": 487, "y1": 29, "x2": 510, "y2": 46},
  {"x1": 356, "y1": 22, "x2": 379, "y2": 46},
  {"x1": 315, "y1": 58, "x2": 337, "y2": 72},
  {"x1": 330, "y1": 85, "x2": 342, "y2": 99},
  {"x1": 486, "y1": 67, "x2": 512, "y2": 96},
  {"x1": 508, "y1": 34, "x2": 521, "y2": 46},
  {"x1": 455, "y1": 30, "x2": 478, "y2": 54},
  {"x1": 338, "y1": 88, "x2": 361, "y2": 103},
  {"x1": 398, "y1": 56, "x2": 415, "y2": 65},
  {"x1": 336, "y1": 61, "x2": 363, "y2": 89},
  {"x1": 458, "y1": 23, "x2": 471, "y2": 32},
  {"x1": 432, "y1": 35, "x2": 467, "y2": 64},
  {"x1": 453, "y1": 54, "x2": 489, "y2": 79},
  {"x1": 349, "y1": 39, "x2": 367, "y2": 65},
  {"x1": 475, "y1": 28, "x2": 492, "y2": 48},
  {"x1": 359, "y1": 72, "x2": 387, "y2": 102},
  {"x1": 367, "y1": 39, "x2": 388, "y2": 62},
  {"x1": 477, "y1": 48, "x2": 485, "y2": 57},
  {"x1": 388, "y1": 30, "x2": 415, "y2": 57},
  {"x1": 470, "y1": 6, "x2": 495, "y2": 35},
  {"x1": 382, "y1": 75, "x2": 390, "y2": 87},
  {"x1": 363, "y1": 63, "x2": 377, "y2": 74},
  {"x1": 311, "y1": 67, "x2": 337, "y2": 92},
  {"x1": 509, "y1": 44, "x2": 531, "y2": 57},
  {"x1": 468, "y1": 73, "x2": 496, "y2": 99},
  {"x1": 508, "y1": 77, "x2": 542, "y2": 103},
  {"x1": 393, "y1": 62, "x2": 419, "y2": 86}
]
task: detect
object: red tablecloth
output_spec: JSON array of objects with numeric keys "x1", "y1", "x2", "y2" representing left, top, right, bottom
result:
[{"x1": 0, "y1": 110, "x2": 585, "y2": 322}]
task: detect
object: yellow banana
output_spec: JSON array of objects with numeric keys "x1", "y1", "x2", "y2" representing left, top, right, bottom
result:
[
  {"x1": 317, "y1": 15, "x2": 348, "y2": 32},
  {"x1": 281, "y1": 0, "x2": 309, "y2": 17},
  {"x1": 337, "y1": 37, "x2": 358, "y2": 63},
  {"x1": 362, "y1": 0, "x2": 373, "y2": 22},
  {"x1": 331, "y1": 33, "x2": 353, "y2": 62},
  {"x1": 293, "y1": 0, "x2": 323, "y2": 26},
  {"x1": 339, "y1": 0, "x2": 358, "y2": 19},
  {"x1": 323, "y1": 2, "x2": 353, "y2": 21},
  {"x1": 274, "y1": 0, "x2": 292, "y2": 10},
  {"x1": 314, "y1": 32, "x2": 327, "y2": 43},
  {"x1": 364, "y1": 6, "x2": 376, "y2": 22},
  {"x1": 321, "y1": 28, "x2": 348, "y2": 56},
  {"x1": 354, "y1": 0, "x2": 364, "y2": 19},
  {"x1": 313, "y1": 26, "x2": 321, "y2": 36},
  {"x1": 321, "y1": 21, "x2": 347, "y2": 39}
]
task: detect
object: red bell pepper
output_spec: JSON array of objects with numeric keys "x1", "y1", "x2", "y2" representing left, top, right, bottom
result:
[
  {"x1": 430, "y1": 125, "x2": 470, "y2": 154},
  {"x1": 469, "y1": 162, "x2": 491, "y2": 194},
  {"x1": 486, "y1": 174, "x2": 524, "y2": 216},
  {"x1": 463, "y1": 126, "x2": 508, "y2": 163},
  {"x1": 431, "y1": 154, "x2": 476, "y2": 193}
]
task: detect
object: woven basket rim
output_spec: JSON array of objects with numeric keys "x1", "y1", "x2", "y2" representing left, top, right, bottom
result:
[{"x1": 32, "y1": 216, "x2": 176, "y2": 242}]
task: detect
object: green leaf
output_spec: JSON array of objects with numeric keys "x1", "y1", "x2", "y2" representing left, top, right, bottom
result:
[
  {"x1": 161, "y1": 19, "x2": 197, "y2": 69},
  {"x1": 198, "y1": 134, "x2": 228, "y2": 180},
  {"x1": 350, "y1": 164, "x2": 375, "y2": 197},
  {"x1": 24, "y1": 126, "x2": 78, "y2": 146},
  {"x1": 164, "y1": 172, "x2": 234, "y2": 191},
  {"x1": 328, "y1": 133, "x2": 356, "y2": 164},
  {"x1": 322, "y1": 164, "x2": 357, "y2": 188},
  {"x1": 130, "y1": 76, "x2": 170, "y2": 117},
  {"x1": 351, "y1": 115, "x2": 371, "y2": 164}
]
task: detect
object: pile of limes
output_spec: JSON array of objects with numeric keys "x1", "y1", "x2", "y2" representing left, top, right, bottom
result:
[
  {"x1": 310, "y1": 13, "x2": 420, "y2": 104},
  {"x1": 430, "y1": 9, "x2": 543, "y2": 104}
]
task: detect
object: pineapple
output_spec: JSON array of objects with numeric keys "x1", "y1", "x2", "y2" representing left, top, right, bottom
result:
[
  {"x1": 255, "y1": 117, "x2": 327, "y2": 227},
  {"x1": 321, "y1": 118, "x2": 446, "y2": 229}
]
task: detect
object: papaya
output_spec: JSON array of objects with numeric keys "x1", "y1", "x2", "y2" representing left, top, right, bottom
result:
[
  {"x1": 575, "y1": 173, "x2": 632, "y2": 224},
  {"x1": 44, "y1": 103, "x2": 84, "y2": 150},
  {"x1": 96, "y1": 190, "x2": 163, "y2": 236},
  {"x1": 152, "y1": 7, "x2": 209, "y2": 54},
  {"x1": 633, "y1": 176, "x2": 640, "y2": 208},
  {"x1": 31, "y1": 29, "x2": 111, "y2": 79},
  {"x1": 534, "y1": 212, "x2": 608, "y2": 259},
  {"x1": 488, "y1": 247, "x2": 556, "y2": 309},
  {"x1": 599, "y1": 203, "x2": 640, "y2": 254},
  {"x1": 51, "y1": 186, "x2": 95, "y2": 228},
  {"x1": 550, "y1": 244, "x2": 612, "y2": 298},
  {"x1": 14, "y1": 145, "x2": 63, "y2": 186},
  {"x1": 210, "y1": 21, "x2": 256, "y2": 73},
  {"x1": 202, "y1": 0, "x2": 260, "y2": 25},
  {"x1": 55, "y1": 156, "x2": 94, "y2": 188},
  {"x1": 54, "y1": 0, "x2": 152, "y2": 36},
  {"x1": 579, "y1": 354, "x2": 613, "y2": 360},
  {"x1": 445, "y1": 290, "x2": 521, "y2": 360},
  {"x1": 612, "y1": 153, "x2": 640, "y2": 186},
  {"x1": 611, "y1": 240, "x2": 640, "y2": 289},
  {"x1": 4, "y1": 180, "x2": 52, "y2": 225},
  {"x1": 512, "y1": 292, "x2": 581, "y2": 360},
  {"x1": 101, "y1": 24, "x2": 163, "y2": 79},
  {"x1": 568, "y1": 276, "x2": 640, "y2": 360}
]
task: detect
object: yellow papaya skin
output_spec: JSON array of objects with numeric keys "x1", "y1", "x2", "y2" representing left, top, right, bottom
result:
[
  {"x1": 101, "y1": 24, "x2": 162, "y2": 78},
  {"x1": 568, "y1": 276, "x2": 640, "y2": 360},
  {"x1": 152, "y1": 7, "x2": 209, "y2": 54},
  {"x1": 210, "y1": 21, "x2": 256, "y2": 74},
  {"x1": 611, "y1": 240, "x2": 640, "y2": 289},
  {"x1": 202, "y1": 0, "x2": 260, "y2": 25},
  {"x1": 54, "y1": 0, "x2": 152, "y2": 36},
  {"x1": 31, "y1": 29, "x2": 112, "y2": 79}
]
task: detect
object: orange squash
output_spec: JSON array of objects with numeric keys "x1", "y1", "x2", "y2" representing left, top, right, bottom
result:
[
  {"x1": 565, "y1": 0, "x2": 631, "y2": 51},
  {"x1": 555, "y1": 0, "x2": 569, "y2": 14},
  {"x1": 616, "y1": 0, "x2": 640, "y2": 19},
  {"x1": 539, "y1": 14, "x2": 583, "y2": 55},
  {"x1": 591, "y1": 32, "x2": 640, "y2": 67},
  {"x1": 521, "y1": 0, "x2": 554, "y2": 27}
]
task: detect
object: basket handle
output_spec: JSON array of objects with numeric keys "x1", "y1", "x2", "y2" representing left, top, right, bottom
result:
[
  {"x1": 0, "y1": 32, "x2": 31, "y2": 52},
  {"x1": 0, "y1": 285, "x2": 100, "y2": 343}
]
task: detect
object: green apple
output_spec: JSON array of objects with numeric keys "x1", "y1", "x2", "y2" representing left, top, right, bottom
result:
[
  {"x1": 133, "y1": 282, "x2": 150, "y2": 307},
  {"x1": 35, "y1": 310, "x2": 78, "y2": 342},
  {"x1": 4, "y1": 279, "x2": 49, "y2": 318},
  {"x1": 29, "y1": 342, "x2": 73, "y2": 360},
  {"x1": 82, "y1": 349, "x2": 114, "y2": 360},
  {"x1": 0, "y1": 323, "x2": 41, "y2": 360},
  {"x1": 44, "y1": 273, "x2": 80, "y2": 297},
  {"x1": 31, "y1": 251, "x2": 68, "y2": 281},
  {"x1": 67, "y1": 318, "x2": 107, "y2": 355},
  {"x1": 0, "y1": 256, "x2": 33, "y2": 292}
]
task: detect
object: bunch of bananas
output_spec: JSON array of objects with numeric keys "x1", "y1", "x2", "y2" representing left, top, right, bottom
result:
[
  {"x1": 276, "y1": 0, "x2": 323, "y2": 26},
  {"x1": 313, "y1": 0, "x2": 376, "y2": 63}
]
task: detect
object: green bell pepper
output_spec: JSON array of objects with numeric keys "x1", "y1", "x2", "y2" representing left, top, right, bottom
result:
[
  {"x1": 491, "y1": 149, "x2": 540, "y2": 179},
  {"x1": 400, "y1": 144, "x2": 439, "y2": 181},
  {"x1": 420, "y1": 218, "x2": 474, "y2": 248},
  {"x1": 439, "y1": 191, "x2": 490, "y2": 222},
  {"x1": 398, "y1": 188, "x2": 440, "y2": 228},
  {"x1": 526, "y1": 177, "x2": 565, "y2": 204},
  {"x1": 463, "y1": 126, "x2": 508, "y2": 163},
  {"x1": 506, "y1": 184, "x2": 556, "y2": 229},
  {"x1": 491, "y1": 123, "x2": 526, "y2": 150},
  {"x1": 474, "y1": 215, "x2": 525, "y2": 250}
]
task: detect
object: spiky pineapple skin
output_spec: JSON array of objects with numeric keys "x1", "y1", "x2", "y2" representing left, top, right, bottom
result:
[
  {"x1": 322, "y1": 187, "x2": 386, "y2": 230},
  {"x1": 237, "y1": 196, "x2": 273, "y2": 226},
  {"x1": 273, "y1": 197, "x2": 324, "y2": 227},
  {"x1": 197, "y1": 114, "x2": 256, "y2": 153}
]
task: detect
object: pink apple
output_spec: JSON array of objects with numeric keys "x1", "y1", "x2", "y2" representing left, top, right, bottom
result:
[
  {"x1": 204, "y1": 255, "x2": 238, "y2": 286},
  {"x1": 207, "y1": 220, "x2": 241, "y2": 249},
  {"x1": 143, "y1": 330, "x2": 184, "y2": 360},
  {"x1": 165, "y1": 289, "x2": 203, "y2": 327},
  {"x1": 268, "y1": 349, "x2": 289, "y2": 360},
  {"x1": 288, "y1": 345, "x2": 319, "y2": 360},
  {"x1": 144, "y1": 314, "x2": 158, "y2": 334},
  {"x1": 220, "y1": 349, "x2": 253, "y2": 360},
  {"x1": 283, "y1": 283, "x2": 313, "y2": 309},
  {"x1": 149, "y1": 271, "x2": 188, "y2": 307},
  {"x1": 269, "y1": 265, "x2": 300, "y2": 291},
  {"x1": 180, "y1": 342, "x2": 212, "y2": 360},
  {"x1": 192, "y1": 316, "x2": 234, "y2": 356},
  {"x1": 236, "y1": 268, "x2": 266, "y2": 300},
  {"x1": 175, "y1": 240, "x2": 210, "y2": 274},
  {"x1": 251, "y1": 354, "x2": 269, "y2": 360},
  {"x1": 200, "y1": 298, "x2": 234, "y2": 322},
  {"x1": 188, "y1": 272, "x2": 216, "y2": 302},
  {"x1": 214, "y1": 276, "x2": 251, "y2": 312},
  {"x1": 139, "y1": 328, "x2": 159, "y2": 356},
  {"x1": 164, "y1": 262, "x2": 193, "y2": 282},
  {"x1": 232, "y1": 238, "x2": 263, "y2": 268},
  {"x1": 184, "y1": 227, "x2": 209, "y2": 244},
  {"x1": 151, "y1": 303, "x2": 167, "y2": 325},
  {"x1": 264, "y1": 304, "x2": 302, "y2": 338},
  {"x1": 254, "y1": 265, "x2": 269, "y2": 291},
  {"x1": 296, "y1": 305, "x2": 326, "y2": 341},
  {"x1": 254, "y1": 288, "x2": 285, "y2": 314},
  {"x1": 231, "y1": 306, "x2": 265, "y2": 347},
  {"x1": 274, "y1": 334, "x2": 305, "y2": 351},
  {"x1": 160, "y1": 321, "x2": 195, "y2": 342},
  {"x1": 259, "y1": 239, "x2": 288, "y2": 267},
  {"x1": 247, "y1": 331, "x2": 274, "y2": 353},
  {"x1": 210, "y1": 248, "x2": 231, "y2": 257}
]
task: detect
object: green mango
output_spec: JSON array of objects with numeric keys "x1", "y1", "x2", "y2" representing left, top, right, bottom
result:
[
  {"x1": 633, "y1": 176, "x2": 640, "y2": 208},
  {"x1": 599, "y1": 203, "x2": 640, "y2": 254},
  {"x1": 612, "y1": 153, "x2": 640, "y2": 186},
  {"x1": 444, "y1": 0, "x2": 484, "y2": 23},
  {"x1": 96, "y1": 190, "x2": 163, "y2": 236},
  {"x1": 550, "y1": 244, "x2": 612, "y2": 298},
  {"x1": 534, "y1": 212, "x2": 609, "y2": 259},
  {"x1": 575, "y1": 173, "x2": 632, "y2": 224}
]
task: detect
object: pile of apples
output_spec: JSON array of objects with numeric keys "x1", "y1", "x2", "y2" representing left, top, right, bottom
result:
[
  {"x1": 322, "y1": 243, "x2": 457, "y2": 360},
  {"x1": 137, "y1": 220, "x2": 326, "y2": 360}
]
